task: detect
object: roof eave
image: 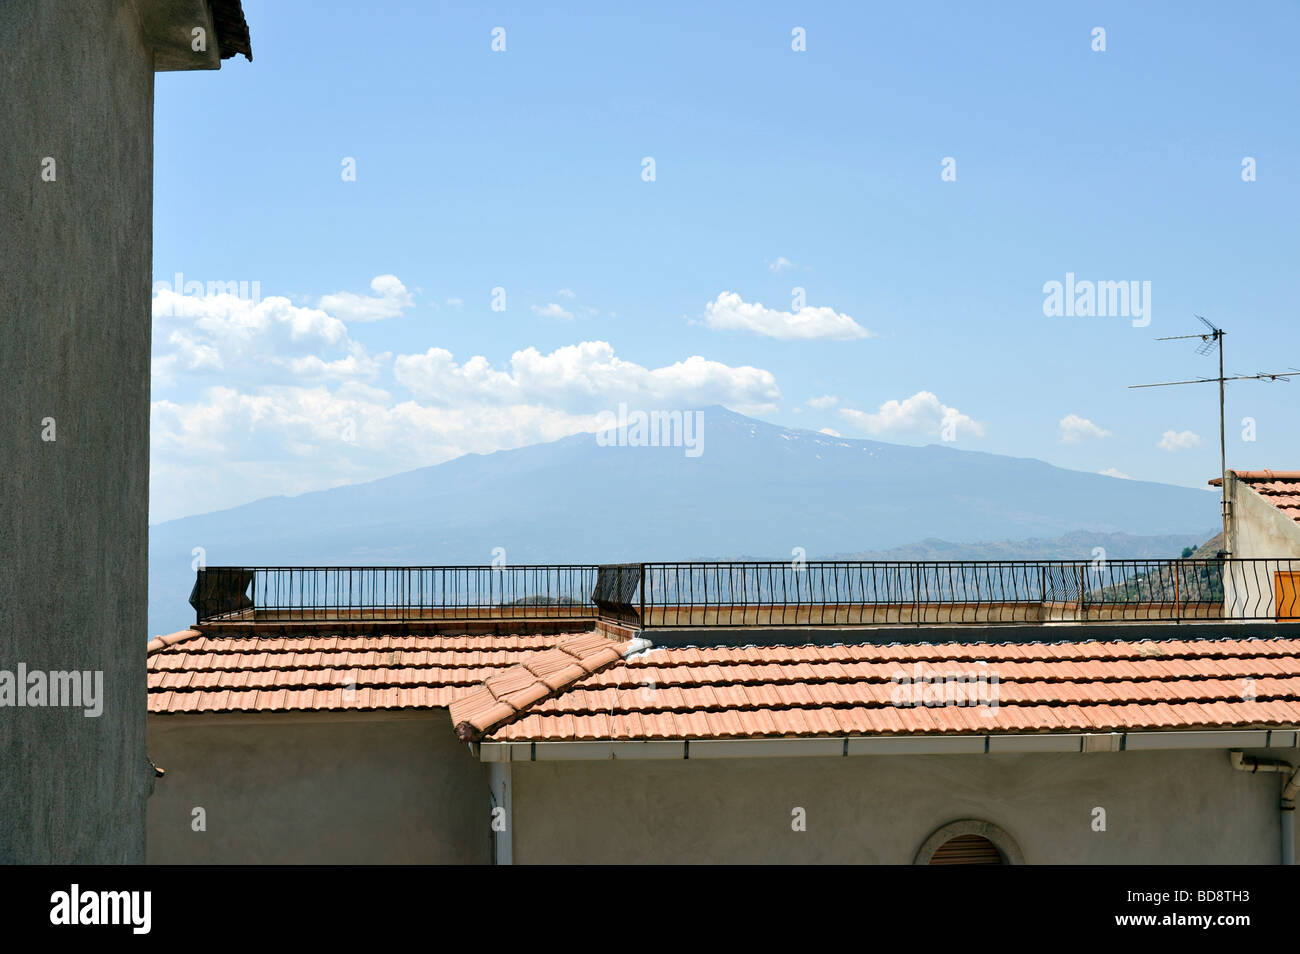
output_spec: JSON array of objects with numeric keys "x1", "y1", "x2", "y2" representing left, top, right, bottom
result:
[
  {"x1": 475, "y1": 728, "x2": 1300, "y2": 762},
  {"x1": 144, "y1": 0, "x2": 251, "y2": 72}
]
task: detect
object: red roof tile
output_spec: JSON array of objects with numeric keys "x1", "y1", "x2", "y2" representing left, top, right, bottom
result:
[
  {"x1": 1210, "y1": 469, "x2": 1300, "y2": 525},
  {"x1": 146, "y1": 628, "x2": 598, "y2": 715},
  {"x1": 472, "y1": 636, "x2": 1300, "y2": 741}
]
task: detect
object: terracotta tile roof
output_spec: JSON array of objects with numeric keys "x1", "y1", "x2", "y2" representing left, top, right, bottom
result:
[
  {"x1": 1210, "y1": 470, "x2": 1300, "y2": 525},
  {"x1": 449, "y1": 633, "x2": 631, "y2": 741},
  {"x1": 471, "y1": 636, "x2": 1300, "y2": 742},
  {"x1": 146, "y1": 628, "x2": 595, "y2": 715}
]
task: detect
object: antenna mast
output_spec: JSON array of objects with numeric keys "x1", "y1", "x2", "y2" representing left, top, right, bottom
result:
[{"x1": 1130, "y1": 317, "x2": 1299, "y2": 557}]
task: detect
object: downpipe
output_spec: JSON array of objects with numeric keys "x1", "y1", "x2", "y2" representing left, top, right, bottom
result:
[{"x1": 1230, "y1": 750, "x2": 1300, "y2": 865}]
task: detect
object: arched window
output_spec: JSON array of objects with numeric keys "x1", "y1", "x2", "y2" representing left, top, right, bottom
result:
[{"x1": 914, "y1": 820, "x2": 1025, "y2": 865}]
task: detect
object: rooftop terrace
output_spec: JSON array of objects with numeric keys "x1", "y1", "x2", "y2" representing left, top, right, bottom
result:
[
  {"x1": 156, "y1": 560, "x2": 1300, "y2": 733},
  {"x1": 188, "y1": 558, "x2": 1300, "y2": 633}
]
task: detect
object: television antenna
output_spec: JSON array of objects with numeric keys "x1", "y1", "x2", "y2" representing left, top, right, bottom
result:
[{"x1": 1130, "y1": 316, "x2": 1299, "y2": 555}]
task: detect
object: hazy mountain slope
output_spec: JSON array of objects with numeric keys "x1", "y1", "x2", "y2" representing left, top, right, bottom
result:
[
  {"x1": 822, "y1": 530, "x2": 1215, "y2": 562},
  {"x1": 148, "y1": 406, "x2": 1216, "y2": 635}
]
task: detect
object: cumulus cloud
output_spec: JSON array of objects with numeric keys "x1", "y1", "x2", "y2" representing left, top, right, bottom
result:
[
  {"x1": 839, "y1": 391, "x2": 985, "y2": 440},
  {"x1": 394, "y1": 340, "x2": 779, "y2": 414},
  {"x1": 556, "y1": 288, "x2": 577, "y2": 299},
  {"x1": 1059, "y1": 414, "x2": 1111, "y2": 444},
  {"x1": 702, "y1": 291, "x2": 870, "y2": 341},
  {"x1": 1158, "y1": 429, "x2": 1202, "y2": 451},
  {"x1": 150, "y1": 280, "x2": 783, "y2": 520},
  {"x1": 805, "y1": 395, "x2": 839, "y2": 409},
  {"x1": 316, "y1": 274, "x2": 414, "y2": 323},
  {"x1": 152, "y1": 386, "x2": 602, "y2": 463},
  {"x1": 532, "y1": 302, "x2": 574, "y2": 320},
  {"x1": 768, "y1": 257, "x2": 797, "y2": 272},
  {"x1": 151, "y1": 289, "x2": 378, "y2": 389},
  {"x1": 818, "y1": 427, "x2": 842, "y2": 437}
]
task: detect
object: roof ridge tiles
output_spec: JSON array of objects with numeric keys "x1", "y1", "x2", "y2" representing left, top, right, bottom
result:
[{"x1": 449, "y1": 633, "x2": 633, "y2": 741}]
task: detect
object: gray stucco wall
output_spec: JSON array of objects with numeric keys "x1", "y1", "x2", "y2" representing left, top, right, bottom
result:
[
  {"x1": 1232, "y1": 479, "x2": 1300, "y2": 559},
  {"x1": 147, "y1": 711, "x2": 491, "y2": 864},
  {"x1": 1223, "y1": 478, "x2": 1300, "y2": 618},
  {"x1": 509, "y1": 747, "x2": 1299, "y2": 864},
  {"x1": 0, "y1": 0, "x2": 156, "y2": 864}
]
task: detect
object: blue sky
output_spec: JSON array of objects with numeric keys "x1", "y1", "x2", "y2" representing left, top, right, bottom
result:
[{"x1": 150, "y1": 1, "x2": 1300, "y2": 522}]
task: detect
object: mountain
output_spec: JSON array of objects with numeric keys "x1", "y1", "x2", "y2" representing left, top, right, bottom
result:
[
  {"x1": 147, "y1": 406, "x2": 1217, "y2": 635},
  {"x1": 823, "y1": 530, "x2": 1213, "y2": 562}
]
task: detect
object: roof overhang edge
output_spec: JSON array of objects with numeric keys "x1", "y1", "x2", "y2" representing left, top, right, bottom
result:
[{"x1": 476, "y1": 728, "x2": 1300, "y2": 762}]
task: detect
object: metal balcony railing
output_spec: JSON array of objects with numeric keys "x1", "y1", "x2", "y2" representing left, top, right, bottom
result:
[
  {"x1": 190, "y1": 558, "x2": 1300, "y2": 627},
  {"x1": 190, "y1": 565, "x2": 600, "y2": 624}
]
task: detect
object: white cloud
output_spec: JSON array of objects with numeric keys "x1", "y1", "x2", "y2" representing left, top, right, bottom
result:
[
  {"x1": 532, "y1": 302, "x2": 574, "y2": 320},
  {"x1": 287, "y1": 347, "x2": 388, "y2": 380},
  {"x1": 151, "y1": 289, "x2": 374, "y2": 389},
  {"x1": 805, "y1": 395, "x2": 838, "y2": 409},
  {"x1": 149, "y1": 278, "x2": 785, "y2": 521},
  {"x1": 316, "y1": 274, "x2": 414, "y2": 323},
  {"x1": 394, "y1": 341, "x2": 779, "y2": 414},
  {"x1": 1099, "y1": 467, "x2": 1133, "y2": 480},
  {"x1": 703, "y1": 291, "x2": 870, "y2": 341},
  {"x1": 151, "y1": 296, "x2": 782, "y2": 520},
  {"x1": 556, "y1": 288, "x2": 577, "y2": 299},
  {"x1": 839, "y1": 391, "x2": 985, "y2": 439},
  {"x1": 768, "y1": 257, "x2": 797, "y2": 272},
  {"x1": 1059, "y1": 414, "x2": 1111, "y2": 444},
  {"x1": 1158, "y1": 429, "x2": 1202, "y2": 451},
  {"x1": 818, "y1": 427, "x2": 842, "y2": 437},
  {"x1": 445, "y1": 297, "x2": 464, "y2": 308}
]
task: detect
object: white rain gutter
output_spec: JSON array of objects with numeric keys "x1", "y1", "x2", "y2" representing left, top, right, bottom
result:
[
  {"x1": 1230, "y1": 750, "x2": 1300, "y2": 865},
  {"x1": 478, "y1": 728, "x2": 1300, "y2": 762}
]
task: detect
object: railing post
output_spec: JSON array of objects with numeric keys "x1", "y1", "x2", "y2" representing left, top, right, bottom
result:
[
  {"x1": 911, "y1": 562, "x2": 919, "y2": 626},
  {"x1": 1174, "y1": 562, "x2": 1181, "y2": 622},
  {"x1": 639, "y1": 563, "x2": 646, "y2": 628},
  {"x1": 1039, "y1": 565, "x2": 1046, "y2": 621}
]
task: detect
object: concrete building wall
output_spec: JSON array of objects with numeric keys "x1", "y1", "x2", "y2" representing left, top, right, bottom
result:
[
  {"x1": 1232, "y1": 479, "x2": 1300, "y2": 559},
  {"x1": 0, "y1": 0, "x2": 157, "y2": 864},
  {"x1": 147, "y1": 711, "x2": 491, "y2": 864},
  {"x1": 1224, "y1": 477, "x2": 1300, "y2": 618},
  {"x1": 509, "y1": 747, "x2": 1299, "y2": 864}
]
